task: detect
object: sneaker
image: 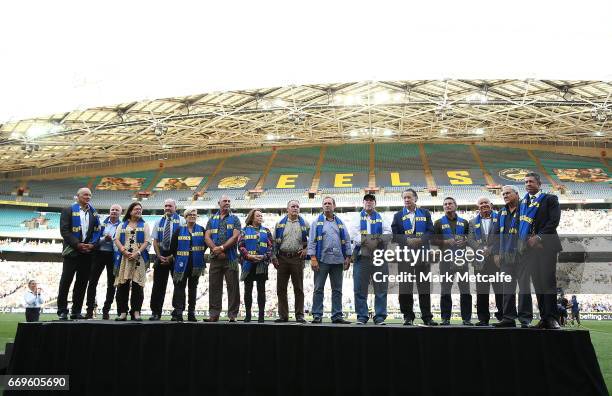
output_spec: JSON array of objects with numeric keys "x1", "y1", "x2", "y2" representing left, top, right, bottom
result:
[{"x1": 355, "y1": 320, "x2": 367, "y2": 325}]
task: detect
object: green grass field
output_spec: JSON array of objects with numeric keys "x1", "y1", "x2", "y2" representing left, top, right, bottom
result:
[{"x1": 1, "y1": 314, "x2": 610, "y2": 390}]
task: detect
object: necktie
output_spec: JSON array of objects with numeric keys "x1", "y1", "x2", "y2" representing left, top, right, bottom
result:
[{"x1": 162, "y1": 217, "x2": 172, "y2": 249}]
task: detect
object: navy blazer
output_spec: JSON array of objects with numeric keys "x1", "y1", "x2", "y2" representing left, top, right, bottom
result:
[
  {"x1": 390, "y1": 207, "x2": 434, "y2": 250},
  {"x1": 60, "y1": 205, "x2": 98, "y2": 252},
  {"x1": 529, "y1": 193, "x2": 562, "y2": 253}
]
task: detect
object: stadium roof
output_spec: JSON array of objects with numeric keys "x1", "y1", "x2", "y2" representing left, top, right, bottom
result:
[{"x1": 1, "y1": 79, "x2": 610, "y2": 172}]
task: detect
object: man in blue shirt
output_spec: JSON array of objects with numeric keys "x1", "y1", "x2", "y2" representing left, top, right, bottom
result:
[
  {"x1": 307, "y1": 196, "x2": 352, "y2": 324},
  {"x1": 86, "y1": 204, "x2": 122, "y2": 320}
]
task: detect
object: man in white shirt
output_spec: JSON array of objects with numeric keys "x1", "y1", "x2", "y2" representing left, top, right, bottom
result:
[
  {"x1": 468, "y1": 197, "x2": 503, "y2": 326},
  {"x1": 24, "y1": 279, "x2": 45, "y2": 322},
  {"x1": 149, "y1": 199, "x2": 186, "y2": 320},
  {"x1": 349, "y1": 194, "x2": 392, "y2": 325}
]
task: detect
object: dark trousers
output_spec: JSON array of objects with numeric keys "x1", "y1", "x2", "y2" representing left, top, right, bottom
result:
[
  {"x1": 276, "y1": 254, "x2": 304, "y2": 320},
  {"x1": 86, "y1": 250, "x2": 116, "y2": 314},
  {"x1": 475, "y1": 258, "x2": 503, "y2": 323},
  {"x1": 172, "y1": 263, "x2": 199, "y2": 315},
  {"x1": 25, "y1": 308, "x2": 41, "y2": 322},
  {"x1": 150, "y1": 252, "x2": 173, "y2": 316},
  {"x1": 527, "y1": 250, "x2": 559, "y2": 321},
  {"x1": 501, "y1": 255, "x2": 533, "y2": 324},
  {"x1": 398, "y1": 262, "x2": 433, "y2": 322},
  {"x1": 57, "y1": 253, "x2": 92, "y2": 315},
  {"x1": 208, "y1": 258, "x2": 240, "y2": 319},
  {"x1": 439, "y1": 261, "x2": 472, "y2": 321},
  {"x1": 116, "y1": 280, "x2": 144, "y2": 315},
  {"x1": 244, "y1": 278, "x2": 266, "y2": 317}
]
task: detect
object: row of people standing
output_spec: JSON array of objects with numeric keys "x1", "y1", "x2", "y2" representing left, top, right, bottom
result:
[{"x1": 56, "y1": 171, "x2": 561, "y2": 329}]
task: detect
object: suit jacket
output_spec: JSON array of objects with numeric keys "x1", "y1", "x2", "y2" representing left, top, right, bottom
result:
[
  {"x1": 529, "y1": 193, "x2": 562, "y2": 253},
  {"x1": 60, "y1": 205, "x2": 98, "y2": 254},
  {"x1": 391, "y1": 207, "x2": 434, "y2": 264},
  {"x1": 468, "y1": 215, "x2": 498, "y2": 268}
]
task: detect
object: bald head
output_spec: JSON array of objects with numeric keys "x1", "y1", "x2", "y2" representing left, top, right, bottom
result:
[
  {"x1": 218, "y1": 195, "x2": 231, "y2": 212},
  {"x1": 109, "y1": 204, "x2": 122, "y2": 220},
  {"x1": 163, "y1": 199, "x2": 177, "y2": 215}
]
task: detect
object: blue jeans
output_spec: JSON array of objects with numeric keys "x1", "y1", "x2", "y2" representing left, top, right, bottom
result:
[
  {"x1": 353, "y1": 254, "x2": 388, "y2": 323},
  {"x1": 312, "y1": 262, "x2": 344, "y2": 320}
]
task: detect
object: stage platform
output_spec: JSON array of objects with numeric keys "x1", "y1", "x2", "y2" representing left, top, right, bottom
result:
[{"x1": 6, "y1": 321, "x2": 608, "y2": 396}]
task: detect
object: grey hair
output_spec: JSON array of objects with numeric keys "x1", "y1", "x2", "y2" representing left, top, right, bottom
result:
[
  {"x1": 76, "y1": 187, "x2": 91, "y2": 196},
  {"x1": 476, "y1": 196, "x2": 491, "y2": 205},
  {"x1": 164, "y1": 199, "x2": 177, "y2": 207},
  {"x1": 501, "y1": 185, "x2": 518, "y2": 194}
]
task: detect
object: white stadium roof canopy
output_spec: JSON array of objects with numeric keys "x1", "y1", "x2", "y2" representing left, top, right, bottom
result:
[{"x1": 0, "y1": 0, "x2": 610, "y2": 172}]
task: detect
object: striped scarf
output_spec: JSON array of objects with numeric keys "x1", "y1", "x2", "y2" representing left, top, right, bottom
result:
[
  {"x1": 241, "y1": 225, "x2": 270, "y2": 275},
  {"x1": 401, "y1": 207, "x2": 428, "y2": 236},
  {"x1": 441, "y1": 214, "x2": 466, "y2": 240},
  {"x1": 360, "y1": 210, "x2": 383, "y2": 235},
  {"x1": 314, "y1": 213, "x2": 348, "y2": 261},
  {"x1": 499, "y1": 206, "x2": 519, "y2": 255},
  {"x1": 473, "y1": 211, "x2": 498, "y2": 243},
  {"x1": 209, "y1": 211, "x2": 237, "y2": 262},
  {"x1": 71, "y1": 202, "x2": 101, "y2": 243},
  {"x1": 156, "y1": 212, "x2": 181, "y2": 242},
  {"x1": 173, "y1": 224, "x2": 206, "y2": 282},
  {"x1": 113, "y1": 219, "x2": 149, "y2": 271}
]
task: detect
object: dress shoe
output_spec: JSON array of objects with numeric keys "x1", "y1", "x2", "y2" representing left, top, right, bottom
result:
[
  {"x1": 475, "y1": 321, "x2": 490, "y2": 327},
  {"x1": 115, "y1": 315, "x2": 127, "y2": 321},
  {"x1": 102, "y1": 313, "x2": 110, "y2": 320},
  {"x1": 462, "y1": 320, "x2": 474, "y2": 326},
  {"x1": 403, "y1": 319, "x2": 414, "y2": 326},
  {"x1": 423, "y1": 319, "x2": 439, "y2": 326},
  {"x1": 85, "y1": 311, "x2": 94, "y2": 319},
  {"x1": 296, "y1": 318, "x2": 307, "y2": 324},
  {"x1": 203, "y1": 317, "x2": 219, "y2": 322},
  {"x1": 274, "y1": 318, "x2": 289, "y2": 323},
  {"x1": 58, "y1": 313, "x2": 68, "y2": 321},
  {"x1": 171, "y1": 315, "x2": 183, "y2": 322},
  {"x1": 440, "y1": 319, "x2": 451, "y2": 326},
  {"x1": 132, "y1": 316, "x2": 143, "y2": 322},
  {"x1": 530, "y1": 320, "x2": 546, "y2": 329},
  {"x1": 70, "y1": 313, "x2": 86, "y2": 320},
  {"x1": 311, "y1": 317, "x2": 322, "y2": 324},
  {"x1": 520, "y1": 323, "x2": 530, "y2": 328},
  {"x1": 258, "y1": 315, "x2": 265, "y2": 323},
  {"x1": 544, "y1": 319, "x2": 561, "y2": 330},
  {"x1": 332, "y1": 318, "x2": 351, "y2": 324},
  {"x1": 187, "y1": 313, "x2": 197, "y2": 322},
  {"x1": 493, "y1": 320, "x2": 516, "y2": 328},
  {"x1": 228, "y1": 317, "x2": 237, "y2": 323},
  {"x1": 149, "y1": 314, "x2": 161, "y2": 321},
  {"x1": 244, "y1": 313, "x2": 252, "y2": 323}
]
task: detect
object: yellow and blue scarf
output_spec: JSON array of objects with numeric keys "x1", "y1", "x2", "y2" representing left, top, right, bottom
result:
[
  {"x1": 401, "y1": 207, "x2": 428, "y2": 237},
  {"x1": 113, "y1": 219, "x2": 149, "y2": 270},
  {"x1": 473, "y1": 211, "x2": 498, "y2": 243},
  {"x1": 174, "y1": 224, "x2": 206, "y2": 282},
  {"x1": 314, "y1": 213, "x2": 348, "y2": 260},
  {"x1": 241, "y1": 225, "x2": 269, "y2": 273},
  {"x1": 71, "y1": 202, "x2": 101, "y2": 243},
  {"x1": 209, "y1": 211, "x2": 237, "y2": 261},
  {"x1": 360, "y1": 210, "x2": 383, "y2": 235}
]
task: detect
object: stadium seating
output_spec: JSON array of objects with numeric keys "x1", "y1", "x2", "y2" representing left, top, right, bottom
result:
[
  {"x1": 320, "y1": 144, "x2": 370, "y2": 173},
  {"x1": 375, "y1": 143, "x2": 423, "y2": 171}
]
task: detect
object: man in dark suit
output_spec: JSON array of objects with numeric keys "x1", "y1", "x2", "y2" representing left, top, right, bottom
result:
[
  {"x1": 58, "y1": 187, "x2": 101, "y2": 320},
  {"x1": 467, "y1": 197, "x2": 503, "y2": 326},
  {"x1": 493, "y1": 185, "x2": 533, "y2": 328},
  {"x1": 391, "y1": 188, "x2": 438, "y2": 326},
  {"x1": 432, "y1": 196, "x2": 472, "y2": 326},
  {"x1": 523, "y1": 172, "x2": 562, "y2": 330}
]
